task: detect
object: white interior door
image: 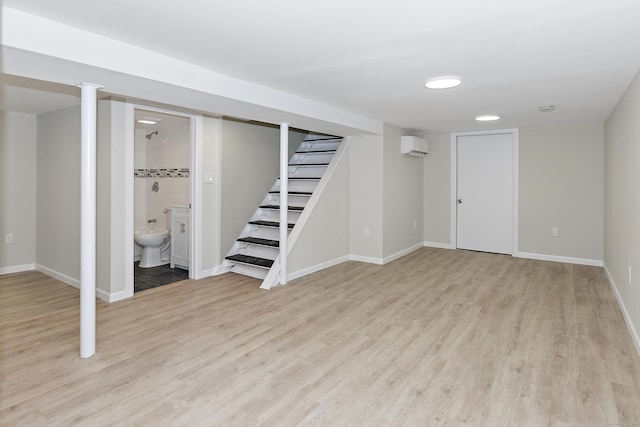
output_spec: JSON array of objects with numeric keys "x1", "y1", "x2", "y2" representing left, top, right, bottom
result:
[{"x1": 456, "y1": 133, "x2": 514, "y2": 254}]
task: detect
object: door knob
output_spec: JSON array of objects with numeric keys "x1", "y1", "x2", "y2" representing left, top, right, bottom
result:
[{"x1": 457, "y1": 199, "x2": 463, "y2": 204}]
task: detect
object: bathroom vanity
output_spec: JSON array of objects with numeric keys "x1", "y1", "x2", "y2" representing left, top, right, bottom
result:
[{"x1": 170, "y1": 206, "x2": 190, "y2": 270}]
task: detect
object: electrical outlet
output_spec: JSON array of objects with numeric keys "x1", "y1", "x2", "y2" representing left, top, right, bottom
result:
[
  {"x1": 551, "y1": 227, "x2": 559, "y2": 238},
  {"x1": 413, "y1": 220, "x2": 416, "y2": 229},
  {"x1": 5, "y1": 234, "x2": 13, "y2": 244},
  {"x1": 629, "y1": 266, "x2": 632, "y2": 286},
  {"x1": 364, "y1": 227, "x2": 370, "y2": 237}
]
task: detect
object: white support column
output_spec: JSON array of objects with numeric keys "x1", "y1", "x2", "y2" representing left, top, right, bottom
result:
[
  {"x1": 80, "y1": 82, "x2": 101, "y2": 359},
  {"x1": 279, "y1": 123, "x2": 289, "y2": 285}
]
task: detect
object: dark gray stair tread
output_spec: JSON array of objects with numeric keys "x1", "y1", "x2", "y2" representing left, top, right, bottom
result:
[
  {"x1": 249, "y1": 220, "x2": 295, "y2": 229},
  {"x1": 296, "y1": 149, "x2": 337, "y2": 154},
  {"x1": 285, "y1": 176, "x2": 322, "y2": 180},
  {"x1": 225, "y1": 254, "x2": 274, "y2": 268},
  {"x1": 260, "y1": 205, "x2": 304, "y2": 211},
  {"x1": 289, "y1": 162, "x2": 329, "y2": 166},
  {"x1": 268, "y1": 190, "x2": 312, "y2": 195},
  {"x1": 237, "y1": 237, "x2": 279, "y2": 247},
  {"x1": 305, "y1": 137, "x2": 342, "y2": 141}
]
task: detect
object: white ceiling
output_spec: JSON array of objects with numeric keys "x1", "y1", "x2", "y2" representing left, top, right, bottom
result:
[{"x1": 3, "y1": 0, "x2": 640, "y2": 133}]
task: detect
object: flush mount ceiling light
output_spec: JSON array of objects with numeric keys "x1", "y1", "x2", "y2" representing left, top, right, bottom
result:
[
  {"x1": 137, "y1": 117, "x2": 163, "y2": 125},
  {"x1": 475, "y1": 114, "x2": 501, "y2": 121},
  {"x1": 538, "y1": 104, "x2": 556, "y2": 112},
  {"x1": 425, "y1": 77, "x2": 462, "y2": 89}
]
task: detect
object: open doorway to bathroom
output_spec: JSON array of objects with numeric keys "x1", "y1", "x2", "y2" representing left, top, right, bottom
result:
[{"x1": 133, "y1": 109, "x2": 191, "y2": 292}]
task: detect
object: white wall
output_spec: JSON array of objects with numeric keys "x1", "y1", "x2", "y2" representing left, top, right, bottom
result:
[
  {"x1": 97, "y1": 100, "x2": 114, "y2": 296},
  {"x1": 382, "y1": 124, "x2": 424, "y2": 260},
  {"x1": 424, "y1": 124, "x2": 605, "y2": 263},
  {"x1": 519, "y1": 124, "x2": 604, "y2": 261},
  {"x1": 349, "y1": 135, "x2": 384, "y2": 261},
  {"x1": 220, "y1": 119, "x2": 279, "y2": 258},
  {"x1": 35, "y1": 105, "x2": 81, "y2": 282},
  {"x1": 288, "y1": 144, "x2": 350, "y2": 276},
  {"x1": 96, "y1": 99, "x2": 130, "y2": 300},
  {"x1": 604, "y1": 69, "x2": 640, "y2": 350},
  {"x1": 0, "y1": 112, "x2": 37, "y2": 272},
  {"x1": 202, "y1": 116, "x2": 222, "y2": 271},
  {"x1": 423, "y1": 132, "x2": 451, "y2": 247}
]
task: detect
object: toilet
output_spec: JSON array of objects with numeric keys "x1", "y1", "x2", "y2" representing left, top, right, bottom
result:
[{"x1": 134, "y1": 229, "x2": 171, "y2": 268}]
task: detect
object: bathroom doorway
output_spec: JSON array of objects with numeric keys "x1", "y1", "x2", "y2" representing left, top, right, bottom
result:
[{"x1": 133, "y1": 108, "x2": 192, "y2": 292}]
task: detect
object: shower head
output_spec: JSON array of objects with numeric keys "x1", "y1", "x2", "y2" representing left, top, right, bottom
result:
[{"x1": 146, "y1": 131, "x2": 158, "y2": 140}]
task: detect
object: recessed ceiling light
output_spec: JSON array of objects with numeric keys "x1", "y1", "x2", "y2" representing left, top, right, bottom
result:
[
  {"x1": 137, "y1": 117, "x2": 162, "y2": 125},
  {"x1": 538, "y1": 105, "x2": 556, "y2": 112},
  {"x1": 425, "y1": 77, "x2": 462, "y2": 89},
  {"x1": 475, "y1": 114, "x2": 501, "y2": 121}
]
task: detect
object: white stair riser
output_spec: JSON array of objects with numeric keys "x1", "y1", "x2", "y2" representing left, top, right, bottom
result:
[
  {"x1": 298, "y1": 141, "x2": 341, "y2": 151},
  {"x1": 267, "y1": 194, "x2": 309, "y2": 207},
  {"x1": 241, "y1": 227, "x2": 281, "y2": 241},
  {"x1": 229, "y1": 263, "x2": 269, "y2": 279},
  {"x1": 271, "y1": 180, "x2": 318, "y2": 194},
  {"x1": 252, "y1": 210, "x2": 301, "y2": 223},
  {"x1": 287, "y1": 165, "x2": 329, "y2": 177},
  {"x1": 291, "y1": 153, "x2": 335, "y2": 164}
]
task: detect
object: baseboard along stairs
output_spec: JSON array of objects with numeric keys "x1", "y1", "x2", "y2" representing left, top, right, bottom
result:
[{"x1": 223, "y1": 135, "x2": 344, "y2": 289}]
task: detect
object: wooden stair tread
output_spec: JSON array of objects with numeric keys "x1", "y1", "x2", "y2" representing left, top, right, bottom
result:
[
  {"x1": 225, "y1": 254, "x2": 274, "y2": 268},
  {"x1": 237, "y1": 237, "x2": 279, "y2": 247},
  {"x1": 249, "y1": 220, "x2": 295, "y2": 229},
  {"x1": 260, "y1": 205, "x2": 304, "y2": 211},
  {"x1": 289, "y1": 162, "x2": 330, "y2": 166}
]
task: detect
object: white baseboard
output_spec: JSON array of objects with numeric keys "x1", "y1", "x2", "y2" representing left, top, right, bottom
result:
[
  {"x1": 382, "y1": 242, "x2": 423, "y2": 264},
  {"x1": 349, "y1": 243, "x2": 426, "y2": 266},
  {"x1": 514, "y1": 251, "x2": 603, "y2": 267},
  {"x1": 349, "y1": 255, "x2": 383, "y2": 265},
  {"x1": 34, "y1": 264, "x2": 131, "y2": 302},
  {"x1": 102, "y1": 288, "x2": 133, "y2": 303},
  {"x1": 191, "y1": 267, "x2": 216, "y2": 280},
  {"x1": 288, "y1": 255, "x2": 350, "y2": 281},
  {"x1": 35, "y1": 264, "x2": 80, "y2": 288},
  {"x1": 424, "y1": 241, "x2": 455, "y2": 250},
  {"x1": 604, "y1": 263, "x2": 640, "y2": 357},
  {"x1": 0, "y1": 263, "x2": 35, "y2": 275}
]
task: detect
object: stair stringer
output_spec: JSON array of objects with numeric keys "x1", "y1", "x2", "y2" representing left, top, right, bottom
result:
[{"x1": 260, "y1": 137, "x2": 351, "y2": 290}]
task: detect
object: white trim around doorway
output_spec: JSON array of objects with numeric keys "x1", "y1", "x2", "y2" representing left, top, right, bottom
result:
[
  {"x1": 450, "y1": 129, "x2": 519, "y2": 254},
  {"x1": 124, "y1": 104, "x2": 202, "y2": 298}
]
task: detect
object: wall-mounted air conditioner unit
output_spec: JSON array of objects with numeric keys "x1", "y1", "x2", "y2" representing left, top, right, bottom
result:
[{"x1": 401, "y1": 136, "x2": 429, "y2": 157}]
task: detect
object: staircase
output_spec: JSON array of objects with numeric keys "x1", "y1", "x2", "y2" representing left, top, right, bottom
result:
[{"x1": 223, "y1": 135, "x2": 343, "y2": 284}]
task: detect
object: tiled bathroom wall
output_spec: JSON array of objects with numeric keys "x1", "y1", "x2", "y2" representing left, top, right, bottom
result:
[{"x1": 134, "y1": 121, "x2": 191, "y2": 234}]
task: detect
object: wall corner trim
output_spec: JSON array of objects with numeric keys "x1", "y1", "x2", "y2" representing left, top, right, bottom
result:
[
  {"x1": 382, "y1": 243, "x2": 424, "y2": 265},
  {"x1": 349, "y1": 255, "x2": 384, "y2": 265}
]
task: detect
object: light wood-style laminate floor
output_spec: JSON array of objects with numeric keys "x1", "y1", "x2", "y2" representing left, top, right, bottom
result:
[{"x1": 2, "y1": 248, "x2": 640, "y2": 426}]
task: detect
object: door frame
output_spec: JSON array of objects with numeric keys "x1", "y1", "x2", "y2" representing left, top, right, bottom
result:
[
  {"x1": 124, "y1": 104, "x2": 203, "y2": 296},
  {"x1": 450, "y1": 129, "x2": 519, "y2": 254}
]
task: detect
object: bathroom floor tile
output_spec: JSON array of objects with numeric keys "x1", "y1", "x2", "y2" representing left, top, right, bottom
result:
[{"x1": 134, "y1": 263, "x2": 189, "y2": 293}]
